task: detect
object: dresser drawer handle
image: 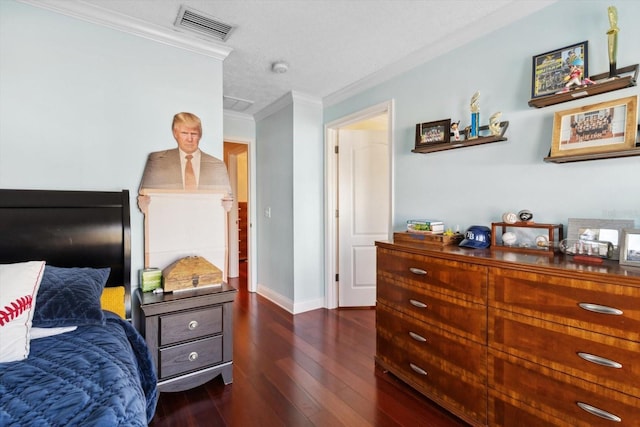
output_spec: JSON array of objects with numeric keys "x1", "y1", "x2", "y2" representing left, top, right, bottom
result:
[
  {"x1": 409, "y1": 267, "x2": 427, "y2": 275},
  {"x1": 188, "y1": 351, "x2": 199, "y2": 362},
  {"x1": 409, "y1": 299, "x2": 428, "y2": 309},
  {"x1": 409, "y1": 331, "x2": 427, "y2": 342},
  {"x1": 188, "y1": 320, "x2": 199, "y2": 330},
  {"x1": 578, "y1": 303, "x2": 623, "y2": 316},
  {"x1": 409, "y1": 363, "x2": 428, "y2": 376},
  {"x1": 576, "y1": 402, "x2": 621, "y2": 422},
  {"x1": 577, "y1": 352, "x2": 622, "y2": 369}
]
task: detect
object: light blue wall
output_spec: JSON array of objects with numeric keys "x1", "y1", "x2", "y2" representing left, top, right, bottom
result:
[
  {"x1": 292, "y1": 97, "x2": 324, "y2": 305},
  {"x1": 325, "y1": 0, "x2": 640, "y2": 232},
  {"x1": 0, "y1": 1, "x2": 225, "y2": 284},
  {"x1": 255, "y1": 94, "x2": 324, "y2": 310},
  {"x1": 256, "y1": 103, "x2": 295, "y2": 300}
]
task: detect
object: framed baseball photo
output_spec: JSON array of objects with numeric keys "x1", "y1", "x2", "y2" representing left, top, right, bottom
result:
[
  {"x1": 550, "y1": 95, "x2": 638, "y2": 159},
  {"x1": 531, "y1": 41, "x2": 588, "y2": 99}
]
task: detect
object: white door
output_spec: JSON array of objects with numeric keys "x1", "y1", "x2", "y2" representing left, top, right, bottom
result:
[{"x1": 338, "y1": 128, "x2": 389, "y2": 307}]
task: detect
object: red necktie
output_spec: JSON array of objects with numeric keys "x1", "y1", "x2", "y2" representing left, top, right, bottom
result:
[{"x1": 184, "y1": 155, "x2": 196, "y2": 190}]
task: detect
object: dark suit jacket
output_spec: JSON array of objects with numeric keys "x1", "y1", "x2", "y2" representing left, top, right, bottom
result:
[{"x1": 139, "y1": 148, "x2": 231, "y2": 192}]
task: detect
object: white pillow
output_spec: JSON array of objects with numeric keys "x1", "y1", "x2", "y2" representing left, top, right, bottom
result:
[{"x1": 0, "y1": 261, "x2": 46, "y2": 363}]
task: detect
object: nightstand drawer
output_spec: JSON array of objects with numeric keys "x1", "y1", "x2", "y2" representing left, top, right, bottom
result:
[
  {"x1": 160, "y1": 306, "x2": 222, "y2": 346},
  {"x1": 159, "y1": 335, "x2": 223, "y2": 379}
]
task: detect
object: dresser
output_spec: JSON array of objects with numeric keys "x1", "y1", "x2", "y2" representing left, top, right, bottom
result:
[
  {"x1": 375, "y1": 241, "x2": 640, "y2": 426},
  {"x1": 137, "y1": 284, "x2": 237, "y2": 392},
  {"x1": 238, "y1": 201, "x2": 248, "y2": 261}
]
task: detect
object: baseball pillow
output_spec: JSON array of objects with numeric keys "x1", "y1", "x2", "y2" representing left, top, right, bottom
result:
[{"x1": 0, "y1": 261, "x2": 46, "y2": 363}]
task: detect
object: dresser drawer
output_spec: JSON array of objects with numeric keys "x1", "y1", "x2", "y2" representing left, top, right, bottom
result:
[
  {"x1": 489, "y1": 351, "x2": 640, "y2": 426},
  {"x1": 159, "y1": 335, "x2": 223, "y2": 379},
  {"x1": 489, "y1": 390, "x2": 564, "y2": 427},
  {"x1": 377, "y1": 247, "x2": 487, "y2": 303},
  {"x1": 377, "y1": 281, "x2": 486, "y2": 342},
  {"x1": 490, "y1": 308, "x2": 640, "y2": 397},
  {"x1": 377, "y1": 303, "x2": 486, "y2": 379},
  {"x1": 378, "y1": 347, "x2": 487, "y2": 425},
  {"x1": 159, "y1": 305, "x2": 223, "y2": 346},
  {"x1": 489, "y1": 268, "x2": 640, "y2": 340}
]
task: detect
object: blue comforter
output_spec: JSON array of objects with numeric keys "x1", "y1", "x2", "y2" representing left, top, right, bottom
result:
[{"x1": 0, "y1": 312, "x2": 158, "y2": 426}]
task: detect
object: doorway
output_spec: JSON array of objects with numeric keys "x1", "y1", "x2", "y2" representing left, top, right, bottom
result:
[
  {"x1": 325, "y1": 101, "x2": 394, "y2": 308},
  {"x1": 224, "y1": 141, "x2": 249, "y2": 281}
]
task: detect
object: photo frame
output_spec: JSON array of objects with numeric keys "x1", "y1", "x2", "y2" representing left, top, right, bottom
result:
[
  {"x1": 620, "y1": 229, "x2": 640, "y2": 267},
  {"x1": 531, "y1": 41, "x2": 589, "y2": 98},
  {"x1": 415, "y1": 119, "x2": 451, "y2": 148},
  {"x1": 567, "y1": 218, "x2": 635, "y2": 260},
  {"x1": 550, "y1": 96, "x2": 638, "y2": 158}
]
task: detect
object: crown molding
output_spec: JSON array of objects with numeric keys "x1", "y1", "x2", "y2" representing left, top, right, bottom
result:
[
  {"x1": 18, "y1": 0, "x2": 233, "y2": 60},
  {"x1": 254, "y1": 91, "x2": 321, "y2": 122}
]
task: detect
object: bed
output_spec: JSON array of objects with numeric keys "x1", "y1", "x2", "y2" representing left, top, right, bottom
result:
[{"x1": 0, "y1": 189, "x2": 158, "y2": 426}]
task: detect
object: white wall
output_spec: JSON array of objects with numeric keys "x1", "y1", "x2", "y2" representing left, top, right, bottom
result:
[
  {"x1": 0, "y1": 0, "x2": 225, "y2": 286},
  {"x1": 324, "y1": 0, "x2": 640, "y2": 233}
]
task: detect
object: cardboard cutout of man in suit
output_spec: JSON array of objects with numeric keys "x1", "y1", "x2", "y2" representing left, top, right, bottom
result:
[{"x1": 139, "y1": 112, "x2": 232, "y2": 194}]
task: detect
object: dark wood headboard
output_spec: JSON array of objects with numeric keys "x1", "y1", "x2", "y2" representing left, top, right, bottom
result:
[{"x1": 0, "y1": 189, "x2": 132, "y2": 318}]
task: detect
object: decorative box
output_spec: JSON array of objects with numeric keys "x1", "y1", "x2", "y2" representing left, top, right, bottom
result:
[
  {"x1": 491, "y1": 222, "x2": 563, "y2": 255},
  {"x1": 394, "y1": 231, "x2": 463, "y2": 248},
  {"x1": 162, "y1": 256, "x2": 223, "y2": 292}
]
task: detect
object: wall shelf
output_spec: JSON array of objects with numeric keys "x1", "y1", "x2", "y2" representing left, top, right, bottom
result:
[
  {"x1": 412, "y1": 121, "x2": 508, "y2": 154},
  {"x1": 544, "y1": 125, "x2": 640, "y2": 163},
  {"x1": 528, "y1": 64, "x2": 638, "y2": 108},
  {"x1": 544, "y1": 146, "x2": 640, "y2": 163}
]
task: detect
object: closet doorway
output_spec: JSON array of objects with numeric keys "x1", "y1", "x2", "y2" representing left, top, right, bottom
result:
[{"x1": 224, "y1": 141, "x2": 249, "y2": 281}]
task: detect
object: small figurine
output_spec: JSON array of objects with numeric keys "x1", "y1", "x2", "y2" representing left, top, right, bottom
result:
[
  {"x1": 489, "y1": 112, "x2": 502, "y2": 136},
  {"x1": 450, "y1": 120, "x2": 461, "y2": 141},
  {"x1": 560, "y1": 62, "x2": 595, "y2": 93}
]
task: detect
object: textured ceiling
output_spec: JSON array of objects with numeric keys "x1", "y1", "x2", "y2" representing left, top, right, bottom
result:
[{"x1": 34, "y1": 0, "x2": 556, "y2": 116}]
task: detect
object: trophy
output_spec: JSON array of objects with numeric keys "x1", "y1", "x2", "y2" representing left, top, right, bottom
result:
[
  {"x1": 469, "y1": 91, "x2": 480, "y2": 139},
  {"x1": 607, "y1": 6, "x2": 619, "y2": 78}
]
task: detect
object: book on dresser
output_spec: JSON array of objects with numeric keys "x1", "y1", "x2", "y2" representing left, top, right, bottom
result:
[{"x1": 406, "y1": 219, "x2": 445, "y2": 233}]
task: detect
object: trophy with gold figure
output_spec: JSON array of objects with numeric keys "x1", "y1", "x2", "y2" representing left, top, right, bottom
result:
[{"x1": 607, "y1": 6, "x2": 619, "y2": 78}]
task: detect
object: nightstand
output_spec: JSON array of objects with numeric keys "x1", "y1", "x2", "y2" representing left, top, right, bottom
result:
[{"x1": 136, "y1": 283, "x2": 237, "y2": 392}]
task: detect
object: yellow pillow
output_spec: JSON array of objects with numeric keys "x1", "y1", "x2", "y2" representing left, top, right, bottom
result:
[{"x1": 101, "y1": 286, "x2": 126, "y2": 319}]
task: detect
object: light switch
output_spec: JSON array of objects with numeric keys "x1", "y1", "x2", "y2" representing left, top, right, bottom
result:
[{"x1": 264, "y1": 207, "x2": 271, "y2": 218}]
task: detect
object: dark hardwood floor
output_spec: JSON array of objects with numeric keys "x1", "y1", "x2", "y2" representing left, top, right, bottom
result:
[{"x1": 149, "y1": 262, "x2": 468, "y2": 427}]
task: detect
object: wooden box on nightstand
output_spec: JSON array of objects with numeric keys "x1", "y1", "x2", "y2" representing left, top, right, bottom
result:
[{"x1": 137, "y1": 284, "x2": 237, "y2": 392}]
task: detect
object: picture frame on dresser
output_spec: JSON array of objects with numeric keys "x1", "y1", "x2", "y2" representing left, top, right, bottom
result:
[
  {"x1": 415, "y1": 119, "x2": 451, "y2": 148},
  {"x1": 550, "y1": 95, "x2": 638, "y2": 159},
  {"x1": 619, "y1": 228, "x2": 640, "y2": 267},
  {"x1": 531, "y1": 40, "x2": 588, "y2": 98},
  {"x1": 567, "y1": 218, "x2": 635, "y2": 260}
]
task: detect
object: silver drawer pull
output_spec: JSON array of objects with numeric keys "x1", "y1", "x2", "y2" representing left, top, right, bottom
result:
[
  {"x1": 577, "y1": 352, "x2": 622, "y2": 369},
  {"x1": 576, "y1": 402, "x2": 621, "y2": 422},
  {"x1": 188, "y1": 320, "x2": 199, "y2": 330},
  {"x1": 409, "y1": 299, "x2": 428, "y2": 309},
  {"x1": 409, "y1": 267, "x2": 427, "y2": 275},
  {"x1": 188, "y1": 351, "x2": 199, "y2": 362},
  {"x1": 409, "y1": 331, "x2": 427, "y2": 342},
  {"x1": 578, "y1": 303, "x2": 623, "y2": 316},
  {"x1": 409, "y1": 363, "x2": 428, "y2": 376}
]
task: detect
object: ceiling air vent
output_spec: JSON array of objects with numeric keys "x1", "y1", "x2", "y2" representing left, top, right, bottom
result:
[
  {"x1": 174, "y1": 6, "x2": 235, "y2": 42},
  {"x1": 223, "y1": 96, "x2": 254, "y2": 112}
]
